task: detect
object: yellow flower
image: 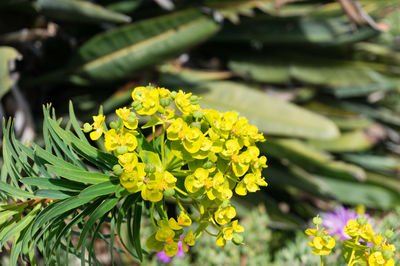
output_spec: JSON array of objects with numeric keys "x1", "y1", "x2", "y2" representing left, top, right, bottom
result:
[
  {"x1": 205, "y1": 172, "x2": 232, "y2": 201},
  {"x1": 132, "y1": 86, "x2": 147, "y2": 102},
  {"x1": 119, "y1": 163, "x2": 145, "y2": 193},
  {"x1": 175, "y1": 90, "x2": 198, "y2": 115},
  {"x1": 119, "y1": 132, "x2": 138, "y2": 152},
  {"x1": 180, "y1": 126, "x2": 204, "y2": 154},
  {"x1": 369, "y1": 252, "x2": 395, "y2": 266},
  {"x1": 167, "y1": 118, "x2": 187, "y2": 141},
  {"x1": 220, "y1": 139, "x2": 240, "y2": 159},
  {"x1": 215, "y1": 220, "x2": 244, "y2": 246},
  {"x1": 116, "y1": 107, "x2": 138, "y2": 130},
  {"x1": 89, "y1": 114, "x2": 105, "y2": 140},
  {"x1": 142, "y1": 180, "x2": 163, "y2": 202},
  {"x1": 214, "y1": 206, "x2": 236, "y2": 225},
  {"x1": 104, "y1": 129, "x2": 119, "y2": 151},
  {"x1": 184, "y1": 168, "x2": 209, "y2": 194},
  {"x1": 308, "y1": 236, "x2": 335, "y2": 256},
  {"x1": 158, "y1": 87, "x2": 170, "y2": 98},
  {"x1": 177, "y1": 212, "x2": 192, "y2": 227},
  {"x1": 235, "y1": 173, "x2": 267, "y2": 196},
  {"x1": 118, "y1": 153, "x2": 138, "y2": 172},
  {"x1": 184, "y1": 230, "x2": 195, "y2": 245},
  {"x1": 155, "y1": 171, "x2": 177, "y2": 191}
]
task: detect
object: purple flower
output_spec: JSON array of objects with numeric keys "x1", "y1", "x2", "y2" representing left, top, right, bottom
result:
[
  {"x1": 155, "y1": 238, "x2": 188, "y2": 263},
  {"x1": 321, "y1": 206, "x2": 370, "y2": 240}
]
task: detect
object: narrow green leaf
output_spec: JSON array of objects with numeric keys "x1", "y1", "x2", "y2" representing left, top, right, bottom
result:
[
  {"x1": 0, "y1": 181, "x2": 41, "y2": 199},
  {"x1": 1, "y1": 204, "x2": 41, "y2": 247},
  {"x1": 79, "y1": 179, "x2": 120, "y2": 198},
  {"x1": 77, "y1": 197, "x2": 119, "y2": 248},
  {"x1": 34, "y1": 189, "x2": 75, "y2": 199},
  {"x1": 36, "y1": 0, "x2": 131, "y2": 24},
  {"x1": 132, "y1": 201, "x2": 143, "y2": 261},
  {"x1": 46, "y1": 165, "x2": 111, "y2": 184},
  {"x1": 20, "y1": 177, "x2": 86, "y2": 191},
  {"x1": 47, "y1": 117, "x2": 117, "y2": 168},
  {"x1": 69, "y1": 101, "x2": 90, "y2": 144}
]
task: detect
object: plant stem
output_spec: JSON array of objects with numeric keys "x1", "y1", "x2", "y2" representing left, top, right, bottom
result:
[
  {"x1": 174, "y1": 186, "x2": 189, "y2": 197},
  {"x1": 348, "y1": 236, "x2": 360, "y2": 265},
  {"x1": 320, "y1": 256, "x2": 324, "y2": 266},
  {"x1": 152, "y1": 125, "x2": 156, "y2": 150},
  {"x1": 161, "y1": 123, "x2": 165, "y2": 169},
  {"x1": 150, "y1": 203, "x2": 157, "y2": 229}
]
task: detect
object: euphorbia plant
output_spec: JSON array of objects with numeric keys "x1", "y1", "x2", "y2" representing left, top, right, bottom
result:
[{"x1": 0, "y1": 85, "x2": 268, "y2": 265}]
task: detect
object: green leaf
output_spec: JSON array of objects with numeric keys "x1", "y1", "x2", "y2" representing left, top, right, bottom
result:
[
  {"x1": 31, "y1": 196, "x2": 98, "y2": 236},
  {"x1": 79, "y1": 179, "x2": 120, "y2": 198},
  {"x1": 0, "y1": 181, "x2": 41, "y2": 199},
  {"x1": 132, "y1": 201, "x2": 143, "y2": 261},
  {"x1": 141, "y1": 115, "x2": 163, "y2": 129},
  {"x1": 47, "y1": 117, "x2": 118, "y2": 168},
  {"x1": 308, "y1": 130, "x2": 375, "y2": 152},
  {"x1": 317, "y1": 176, "x2": 400, "y2": 209},
  {"x1": 36, "y1": 0, "x2": 131, "y2": 24},
  {"x1": 46, "y1": 165, "x2": 111, "y2": 184},
  {"x1": 217, "y1": 17, "x2": 377, "y2": 45},
  {"x1": 34, "y1": 189, "x2": 75, "y2": 199},
  {"x1": 190, "y1": 81, "x2": 339, "y2": 140},
  {"x1": 261, "y1": 138, "x2": 366, "y2": 181},
  {"x1": 0, "y1": 46, "x2": 19, "y2": 100},
  {"x1": 20, "y1": 177, "x2": 86, "y2": 191},
  {"x1": 0, "y1": 204, "x2": 27, "y2": 224},
  {"x1": 68, "y1": 101, "x2": 89, "y2": 144},
  {"x1": 1, "y1": 204, "x2": 41, "y2": 247},
  {"x1": 67, "y1": 9, "x2": 220, "y2": 84},
  {"x1": 139, "y1": 150, "x2": 162, "y2": 171},
  {"x1": 77, "y1": 197, "x2": 120, "y2": 248}
]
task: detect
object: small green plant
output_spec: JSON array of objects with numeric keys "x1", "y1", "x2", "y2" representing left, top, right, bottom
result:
[{"x1": 0, "y1": 85, "x2": 268, "y2": 265}]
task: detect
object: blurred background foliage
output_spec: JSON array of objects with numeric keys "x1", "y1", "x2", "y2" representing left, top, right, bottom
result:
[{"x1": 1, "y1": 0, "x2": 400, "y2": 264}]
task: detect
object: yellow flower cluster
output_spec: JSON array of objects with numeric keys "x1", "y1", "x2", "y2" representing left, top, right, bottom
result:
[
  {"x1": 344, "y1": 218, "x2": 396, "y2": 266},
  {"x1": 305, "y1": 215, "x2": 397, "y2": 266},
  {"x1": 84, "y1": 85, "x2": 268, "y2": 256},
  {"x1": 305, "y1": 216, "x2": 336, "y2": 256}
]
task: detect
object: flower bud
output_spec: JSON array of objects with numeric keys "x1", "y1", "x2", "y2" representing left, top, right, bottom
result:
[
  {"x1": 145, "y1": 163, "x2": 156, "y2": 174},
  {"x1": 232, "y1": 234, "x2": 243, "y2": 245},
  {"x1": 313, "y1": 216, "x2": 322, "y2": 226},
  {"x1": 116, "y1": 145, "x2": 128, "y2": 155},
  {"x1": 193, "y1": 110, "x2": 203, "y2": 119},
  {"x1": 169, "y1": 91, "x2": 177, "y2": 99},
  {"x1": 384, "y1": 229, "x2": 394, "y2": 239},
  {"x1": 163, "y1": 188, "x2": 175, "y2": 197},
  {"x1": 109, "y1": 120, "x2": 121, "y2": 129},
  {"x1": 112, "y1": 164, "x2": 123, "y2": 175},
  {"x1": 190, "y1": 122, "x2": 201, "y2": 129},
  {"x1": 83, "y1": 123, "x2": 92, "y2": 133},
  {"x1": 190, "y1": 95, "x2": 198, "y2": 104},
  {"x1": 357, "y1": 217, "x2": 368, "y2": 225},
  {"x1": 160, "y1": 97, "x2": 171, "y2": 107},
  {"x1": 131, "y1": 101, "x2": 142, "y2": 110},
  {"x1": 382, "y1": 250, "x2": 394, "y2": 260},
  {"x1": 202, "y1": 160, "x2": 214, "y2": 169},
  {"x1": 220, "y1": 200, "x2": 230, "y2": 209}
]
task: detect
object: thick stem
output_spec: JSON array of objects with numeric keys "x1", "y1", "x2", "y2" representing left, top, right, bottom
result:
[{"x1": 320, "y1": 255, "x2": 324, "y2": 266}]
